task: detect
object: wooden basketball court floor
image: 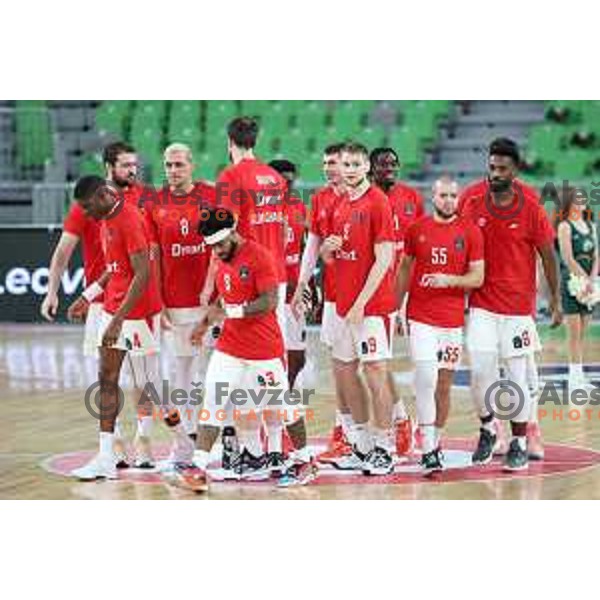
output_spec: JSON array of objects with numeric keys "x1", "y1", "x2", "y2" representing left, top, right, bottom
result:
[{"x1": 2, "y1": 322, "x2": 600, "y2": 500}]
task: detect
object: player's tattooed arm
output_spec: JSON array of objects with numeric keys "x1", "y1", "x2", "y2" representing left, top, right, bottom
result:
[
  {"x1": 241, "y1": 286, "x2": 279, "y2": 317},
  {"x1": 537, "y1": 241, "x2": 563, "y2": 328}
]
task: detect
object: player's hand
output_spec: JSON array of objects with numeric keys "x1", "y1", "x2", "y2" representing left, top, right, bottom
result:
[
  {"x1": 190, "y1": 321, "x2": 209, "y2": 346},
  {"x1": 67, "y1": 296, "x2": 89, "y2": 324},
  {"x1": 321, "y1": 235, "x2": 343, "y2": 263},
  {"x1": 160, "y1": 309, "x2": 173, "y2": 331},
  {"x1": 41, "y1": 293, "x2": 59, "y2": 321},
  {"x1": 345, "y1": 302, "x2": 365, "y2": 325},
  {"x1": 421, "y1": 273, "x2": 453, "y2": 288},
  {"x1": 549, "y1": 299, "x2": 563, "y2": 329},
  {"x1": 291, "y1": 283, "x2": 311, "y2": 319},
  {"x1": 102, "y1": 316, "x2": 123, "y2": 348},
  {"x1": 206, "y1": 304, "x2": 226, "y2": 324}
]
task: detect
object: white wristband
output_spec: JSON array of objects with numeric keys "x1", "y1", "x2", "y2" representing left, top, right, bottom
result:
[
  {"x1": 82, "y1": 281, "x2": 104, "y2": 302},
  {"x1": 224, "y1": 304, "x2": 244, "y2": 319}
]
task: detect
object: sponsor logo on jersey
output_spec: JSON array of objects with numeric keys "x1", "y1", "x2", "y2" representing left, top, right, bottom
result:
[
  {"x1": 239, "y1": 265, "x2": 250, "y2": 280},
  {"x1": 454, "y1": 236, "x2": 465, "y2": 251}
]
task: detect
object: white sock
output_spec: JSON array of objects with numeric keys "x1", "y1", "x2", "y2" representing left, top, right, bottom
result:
[
  {"x1": 114, "y1": 419, "x2": 124, "y2": 440},
  {"x1": 239, "y1": 425, "x2": 263, "y2": 457},
  {"x1": 434, "y1": 427, "x2": 442, "y2": 449},
  {"x1": 195, "y1": 450, "x2": 210, "y2": 470},
  {"x1": 339, "y1": 412, "x2": 354, "y2": 436},
  {"x1": 99, "y1": 432, "x2": 114, "y2": 458},
  {"x1": 265, "y1": 420, "x2": 283, "y2": 454},
  {"x1": 393, "y1": 400, "x2": 407, "y2": 421},
  {"x1": 373, "y1": 428, "x2": 394, "y2": 454},
  {"x1": 352, "y1": 423, "x2": 373, "y2": 455},
  {"x1": 136, "y1": 415, "x2": 154, "y2": 438},
  {"x1": 335, "y1": 410, "x2": 343, "y2": 428},
  {"x1": 421, "y1": 424, "x2": 436, "y2": 454}
]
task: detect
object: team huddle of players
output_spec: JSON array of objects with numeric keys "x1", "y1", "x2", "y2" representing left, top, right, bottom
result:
[{"x1": 41, "y1": 115, "x2": 561, "y2": 492}]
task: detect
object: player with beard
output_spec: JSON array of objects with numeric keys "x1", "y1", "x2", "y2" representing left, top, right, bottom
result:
[
  {"x1": 41, "y1": 142, "x2": 159, "y2": 469},
  {"x1": 143, "y1": 144, "x2": 216, "y2": 466},
  {"x1": 397, "y1": 177, "x2": 484, "y2": 475},
  {"x1": 67, "y1": 176, "x2": 162, "y2": 480},
  {"x1": 168, "y1": 209, "x2": 287, "y2": 492},
  {"x1": 291, "y1": 144, "x2": 370, "y2": 465},
  {"x1": 459, "y1": 138, "x2": 561, "y2": 471},
  {"x1": 322, "y1": 142, "x2": 397, "y2": 475},
  {"x1": 370, "y1": 147, "x2": 424, "y2": 455}
]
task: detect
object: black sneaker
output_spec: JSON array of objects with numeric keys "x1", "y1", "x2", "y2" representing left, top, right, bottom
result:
[
  {"x1": 472, "y1": 428, "x2": 497, "y2": 465},
  {"x1": 504, "y1": 439, "x2": 529, "y2": 472},
  {"x1": 265, "y1": 452, "x2": 286, "y2": 477},
  {"x1": 230, "y1": 449, "x2": 269, "y2": 481},
  {"x1": 420, "y1": 447, "x2": 443, "y2": 476},
  {"x1": 362, "y1": 447, "x2": 394, "y2": 476}
]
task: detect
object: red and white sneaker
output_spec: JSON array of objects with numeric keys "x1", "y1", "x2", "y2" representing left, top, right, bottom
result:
[
  {"x1": 317, "y1": 426, "x2": 352, "y2": 464},
  {"x1": 395, "y1": 418, "x2": 413, "y2": 456},
  {"x1": 527, "y1": 422, "x2": 544, "y2": 461},
  {"x1": 166, "y1": 464, "x2": 208, "y2": 493}
]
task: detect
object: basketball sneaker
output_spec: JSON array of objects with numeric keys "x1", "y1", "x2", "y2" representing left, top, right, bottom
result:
[
  {"x1": 420, "y1": 448, "x2": 443, "y2": 476},
  {"x1": 133, "y1": 436, "x2": 155, "y2": 469},
  {"x1": 265, "y1": 452, "x2": 286, "y2": 478},
  {"x1": 72, "y1": 454, "x2": 118, "y2": 481},
  {"x1": 317, "y1": 425, "x2": 352, "y2": 464},
  {"x1": 526, "y1": 422, "x2": 544, "y2": 461},
  {"x1": 328, "y1": 446, "x2": 366, "y2": 471},
  {"x1": 472, "y1": 428, "x2": 497, "y2": 465},
  {"x1": 166, "y1": 463, "x2": 208, "y2": 493},
  {"x1": 278, "y1": 458, "x2": 319, "y2": 487},
  {"x1": 231, "y1": 449, "x2": 270, "y2": 481},
  {"x1": 395, "y1": 418, "x2": 413, "y2": 455},
  {"x1": 114, "y1": 438, "x2": 130, "y2": 469},
  {"x1": 362, "y1": 447, "x2": 394, "y2": 476},
  {"x1": 504, "y1": 439, "x2": 529, "y2": 471}
]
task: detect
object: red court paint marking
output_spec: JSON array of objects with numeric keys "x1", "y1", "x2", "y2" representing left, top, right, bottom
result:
[{"x1": 41, "y1": 437, "x2": 600, "y2": 487}]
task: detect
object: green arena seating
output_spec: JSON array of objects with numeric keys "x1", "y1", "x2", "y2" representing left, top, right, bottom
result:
[
  {"x1": 84, "y1": 99, "x2": 454, "y2": 184},
  {"x1": 15, "y1": 101, "x2": 53, "y2": 168}
]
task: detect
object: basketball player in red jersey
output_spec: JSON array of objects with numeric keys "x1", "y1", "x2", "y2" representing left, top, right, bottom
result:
[
  {"x1": 291, "y1": 144, "x2": 368, "y2": 464},
  {"x1": 66, "y1": 176, "x2": 162, "y2": 480},
  {"x1": 370, "y1": 146, "x2": 424, "y2": 455},
  {"x1": 144, "y1": 143, "x2": 216, "y2": 466},
  {"x1": 459, "y1": 138, "x2": 561, "y2": 471},
  {"x1": 397, "y1": 176, "x2": 484, "y2": 475},
  {"x1": 203, "y1": 117, "x2": 288, "y2": 315},
  {"x1": 170, "y1": 209, "x2": 288, "y2": 493},
  {"x1": 41, "y1": 141, "x2": 157, "y2": 468},
  {"x1": 322, "y1": 142, "x2": 397, "y2": 475}
]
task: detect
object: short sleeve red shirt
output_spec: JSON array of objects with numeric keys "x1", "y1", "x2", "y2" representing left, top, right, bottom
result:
[
  {"x1": 100, "y1": 201, "x2": 162, "y2": 319},
  {"x1": 144, "y1": 182, "x2": 215, "y2": 308},
  {"x1": 331, "y1": 185, "x2": 396, "y2": 317},
  {"x1": 215, "y1": 240, "x2": 284, "y2": 360},
  {"x1": 63, "y1": 202, "x2": 105, "y2": 294},
  {"x1": 405, "y1": 215, "x2": 484, "y2": 328},
  {"x1": 308, "y1": 185, "x2": 341, "y2": 302},
  {"x1": 215, "y1": 158, "x2": 287, "y2": 283},
  {"x1": 459, "y1": 179, "x2": 554, "y2": 316}
]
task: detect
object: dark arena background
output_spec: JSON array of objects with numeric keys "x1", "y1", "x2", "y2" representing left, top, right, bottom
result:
[{"x1": 2, "y1": 100, "x2": 600, "y2": 499}]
